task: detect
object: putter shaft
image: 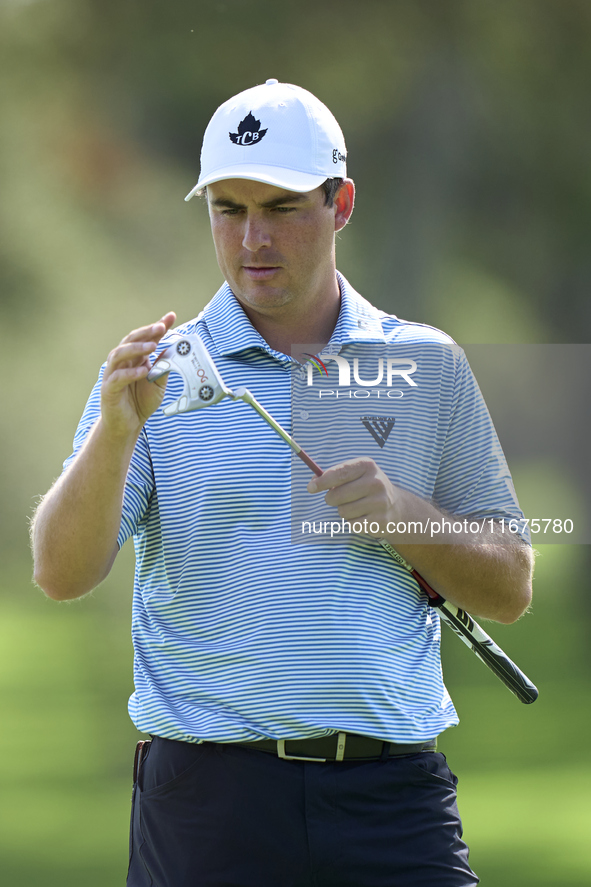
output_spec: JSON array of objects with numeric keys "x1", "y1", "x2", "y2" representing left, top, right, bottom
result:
[
  {"x1": 148, "y1": 335, "x2": 538, "y2": 704},
  {"x1": 235, "y1": 388, "x2": 538, "y2": 705}
]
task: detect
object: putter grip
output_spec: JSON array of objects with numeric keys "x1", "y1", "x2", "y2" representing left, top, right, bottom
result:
[
  {"x1": 377, "y1": 537, "x2": 538, "y2": 703},
  {"x1": 294, "y1": 436, "x2": 537, "y2": 702},
  {"x1": 433, "y1": 598, "x2": 539, "y2": 704}
]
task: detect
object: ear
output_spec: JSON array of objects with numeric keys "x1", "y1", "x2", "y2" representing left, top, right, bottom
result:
[{"x1": 334, "y1": 179, "x2": 355, "y2": 232}]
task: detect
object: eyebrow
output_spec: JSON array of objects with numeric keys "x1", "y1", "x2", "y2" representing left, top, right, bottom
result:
[{"x1": 209, "y1": 193, "x2": 309, "y2": 210}]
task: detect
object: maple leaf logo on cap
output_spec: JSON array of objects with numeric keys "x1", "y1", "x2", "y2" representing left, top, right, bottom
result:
[{"x1": 229, "y1": 111, "x2": 268, "y2": 146}]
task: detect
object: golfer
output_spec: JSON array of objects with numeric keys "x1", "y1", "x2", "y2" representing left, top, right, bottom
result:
[{"x1": 32, "y1": 79, "x2": 533, "y2": 886}]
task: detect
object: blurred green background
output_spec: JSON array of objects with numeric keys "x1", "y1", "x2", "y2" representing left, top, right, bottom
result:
[{"x1": 1, "y1": 0, "x2": 590, "y2": 884}]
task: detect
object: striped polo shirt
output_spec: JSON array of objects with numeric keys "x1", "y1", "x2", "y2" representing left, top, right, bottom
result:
[{"x1": 65, "y1": 273, "x2": 527, "y2": 744}]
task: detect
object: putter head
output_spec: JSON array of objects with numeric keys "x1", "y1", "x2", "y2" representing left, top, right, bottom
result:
[{"x1": 147, "y1": 333, "x2": 233, "y2": 416}]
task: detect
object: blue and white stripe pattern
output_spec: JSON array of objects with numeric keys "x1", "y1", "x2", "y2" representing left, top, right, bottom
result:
[{"x1": 65, "y1": 274, "x2": 527, "y2": 744}]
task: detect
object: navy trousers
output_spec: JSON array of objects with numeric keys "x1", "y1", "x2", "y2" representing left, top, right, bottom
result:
[{"x1": 127, "y1": 737, "x2": 479, "y2": 887}]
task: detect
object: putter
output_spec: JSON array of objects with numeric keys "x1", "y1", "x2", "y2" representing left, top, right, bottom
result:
[{"x1": 148, "y1": 333, "x2": 539, "y2": 704}]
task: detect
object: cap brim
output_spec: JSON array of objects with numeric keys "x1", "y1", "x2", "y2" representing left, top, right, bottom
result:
[{"x1": 184, "y1": 166, "x2": 329, "y2": 201}]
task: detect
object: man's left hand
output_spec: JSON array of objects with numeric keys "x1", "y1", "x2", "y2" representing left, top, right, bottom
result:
[{"x1": 307, "y1": 457, "x2": 400, "y2": 537}]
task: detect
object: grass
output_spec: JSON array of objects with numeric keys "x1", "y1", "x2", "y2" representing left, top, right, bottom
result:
[
  {"x1": 460, "y1": 766, "x2": 591, "y2": 885},
  {"x1": 1, "y1": 559, "x2": 590, "y2": 885}
]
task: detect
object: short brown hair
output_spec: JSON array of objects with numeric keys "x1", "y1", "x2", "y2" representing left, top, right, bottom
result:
[{"x1": 321, "y1": 177, "x2": 344, "y2": 206}]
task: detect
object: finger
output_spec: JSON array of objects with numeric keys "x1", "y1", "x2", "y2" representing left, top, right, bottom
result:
[
  {"x1": 151, "y1": 366, "x2": 171, "y2": 390},
  {"x1": 307, "y1": 458, "x2": 374, "y2": 493},
  {"x1": 323, "y1": 476, "x2": 378, "y2": 508},
  {"x1": 120, "y1": 324, "x2": 162, "y2": 346},
  {"x1": 161, "y1": 311, "x2": 177, "y2": 328},
  {"x1": 105, "y1": 362, "x2": 153, "y2": 390},
  {"x1": 120, "y1": 312, "x2": 177, "y2": 347},
  {"x1": 334, "y1": 504, "x2": 387, "y2": 538},
  {"x1": 336, "y1": 500, "x2": 381, "y2": 522},
  {"x1": 154, "y1": 311, "x2": 177, "y2": 342},
  {"x1": 106, "y1": 340, "x2": 157, "y2": 372}
]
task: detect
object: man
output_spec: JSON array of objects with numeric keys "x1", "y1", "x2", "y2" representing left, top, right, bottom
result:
[{"x1": 32, "y1": 79, "x2": 533, "y2": 886}]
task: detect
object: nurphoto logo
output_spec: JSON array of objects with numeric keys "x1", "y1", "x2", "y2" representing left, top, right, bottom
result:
[{"x1": 303, "y1": 353, "x2": 418, "y2": 399}]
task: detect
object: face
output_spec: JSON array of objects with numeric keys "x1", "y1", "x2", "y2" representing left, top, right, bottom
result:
[{"x1": 206, "y1": 178, "x2": 354, "y2": 323}]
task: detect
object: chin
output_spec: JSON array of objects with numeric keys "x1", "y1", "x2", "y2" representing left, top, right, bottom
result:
[{"x1": 236, "y1": 283, "x2": 291, "y2": 307}]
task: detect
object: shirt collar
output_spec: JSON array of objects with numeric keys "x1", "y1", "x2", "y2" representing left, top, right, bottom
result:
[
  {"x1": 328, "y1": 272, "x2": 387, "y2": 350},
  {"x1": 200, "y1": 283, "x2": 273, "y2": 358},
  {"x1": 200, "y1": 272, "x2": 387, "y2": 359}
]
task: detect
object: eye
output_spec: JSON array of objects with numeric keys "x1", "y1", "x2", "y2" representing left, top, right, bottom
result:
[{"x1": 273, "y1": 206, "x2": 297, "y2": 213}]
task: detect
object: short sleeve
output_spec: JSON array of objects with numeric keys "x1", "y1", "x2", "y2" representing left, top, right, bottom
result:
[{"x1": 434, "y1": 349, "x2": 530, "y2": 544}]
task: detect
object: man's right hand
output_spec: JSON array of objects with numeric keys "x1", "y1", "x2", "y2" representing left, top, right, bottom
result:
[
  {"x1": 32, "y1": 310, "x2": 177, "y2": 600},
  {"x1": 101, "y1": 312, "x2": 177, "y2": 438}
]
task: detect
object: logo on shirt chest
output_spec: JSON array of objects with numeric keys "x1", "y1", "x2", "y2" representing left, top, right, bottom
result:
[{"x1": 360, "y1": 416, "x2": 396, "y2": 448}]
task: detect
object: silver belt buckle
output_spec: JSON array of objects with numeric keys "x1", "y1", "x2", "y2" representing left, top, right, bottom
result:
[{"x1": 277, "y1": 732, "x2": 347, "y2": 763}]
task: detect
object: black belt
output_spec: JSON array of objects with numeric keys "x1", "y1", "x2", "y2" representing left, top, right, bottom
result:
[{"x1": 234, "y1": 733, "x2": 437, "y2": 762}]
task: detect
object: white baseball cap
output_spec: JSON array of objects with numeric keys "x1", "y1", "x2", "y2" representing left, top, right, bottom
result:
[{"x1": 184, "y1": 78, "x2": 347, "y2": 200}]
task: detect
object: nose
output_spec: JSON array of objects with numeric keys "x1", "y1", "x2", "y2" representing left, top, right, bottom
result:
[{"x1": 242, "y1": 213, "x2": 272, "y2": 252}]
